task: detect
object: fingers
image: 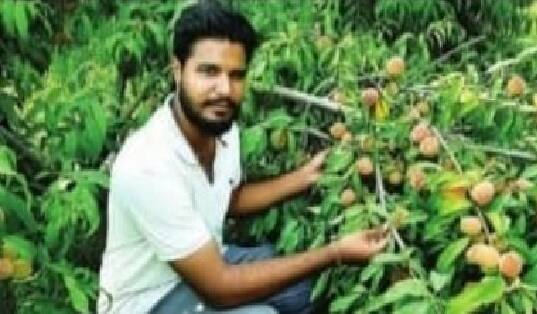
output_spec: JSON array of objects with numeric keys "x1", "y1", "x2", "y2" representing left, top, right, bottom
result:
[
  {"x1": 310, "y1": 149, "x2": 329, "y2": 167},
  {"x1": 361, "y1": 227, "x2": 390, "y2": 241},
  {"x1": 371, "y1": 235, "x2": 389, "y2": 251}
]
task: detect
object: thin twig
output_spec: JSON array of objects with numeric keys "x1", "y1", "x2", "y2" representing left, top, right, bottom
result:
[
  {"x1": 252, "y1": 83, "x2": 343, "y2": 112},
  {"x1": 487, "y1": 45, "x2": 537, "y2": 74},
  {"x1": 432, "y1": 35, "x2": 486, "y2": 66},
  {"x1": 431, "y1": 127, "x2": 463, "y2": 174},
  {"x1": 448, "y1": 134, "x2": 537, "y2": 160},
  {"x1": 475, "y1": 208, "x2": 492, "y2": 244},
  {"x1": 468, "y1": 144, "x2": 537, "y2": 160},
  {"x1": 355, "y1": 73, "x2": 386, "y2": 82},
  {"x1": 499, "y1": 103, "x2": 537, "y2": 113},
  {"x1": 375, "y1": 164, "x2": 406, "y2": 250}
]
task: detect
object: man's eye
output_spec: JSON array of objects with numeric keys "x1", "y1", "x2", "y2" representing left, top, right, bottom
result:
[
  {"x1": 199, "y1": 66, "x2": 219, "y2": 76},
  {"x1": 230, "y1": 71, "x2": 246, "y2": 80}
]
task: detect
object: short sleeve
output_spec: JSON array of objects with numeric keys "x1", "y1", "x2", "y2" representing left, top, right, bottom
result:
[{"x1": 112, "y1": 170, "x2": 212, "y2": 261}]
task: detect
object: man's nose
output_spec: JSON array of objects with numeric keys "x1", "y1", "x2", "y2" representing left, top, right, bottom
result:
[{"x1": 215, "y1": 74, "x2": 231, "y2": 96}]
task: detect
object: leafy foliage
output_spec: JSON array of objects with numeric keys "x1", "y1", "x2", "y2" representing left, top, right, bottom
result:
[{"x1": 1, "y1": 0, "x2": 537, "y2": 313}]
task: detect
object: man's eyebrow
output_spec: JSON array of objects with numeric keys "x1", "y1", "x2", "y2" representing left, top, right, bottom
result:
[
  {"x1": 230, "y1": 69, "x2": 247, "y2": 76},
  {"x1": 197, "y1": 63, "x2": 221, "y2": 70}
]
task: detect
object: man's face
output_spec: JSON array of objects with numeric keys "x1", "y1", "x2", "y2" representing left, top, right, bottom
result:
[{"x1": 174, "y1": 38, "x2": 247, "y2": 136}]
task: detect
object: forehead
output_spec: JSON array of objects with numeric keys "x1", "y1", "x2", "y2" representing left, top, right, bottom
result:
[{"x1": 187, "y1": 38, "x2": 246, "y2": 68}]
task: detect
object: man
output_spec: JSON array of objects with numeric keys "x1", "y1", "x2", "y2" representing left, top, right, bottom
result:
[{"x1": 98, "y1": 1, "x2": 388, "y2": 313}]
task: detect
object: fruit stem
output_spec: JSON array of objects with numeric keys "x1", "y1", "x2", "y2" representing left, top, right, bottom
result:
[
  {"x1": 475, "y1": 208, "x2": 493, "y2": 244},
  {"x1": 431, "y1": 127, "x2": 463, "y2": 174},
  {"x1": 375, "y1": 164, "x2": 406, "y2": 250}
]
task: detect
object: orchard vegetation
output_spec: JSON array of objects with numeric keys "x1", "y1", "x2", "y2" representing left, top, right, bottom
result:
[{"x1": 2, "y1": 0, "x2": 537, "y2": 313}]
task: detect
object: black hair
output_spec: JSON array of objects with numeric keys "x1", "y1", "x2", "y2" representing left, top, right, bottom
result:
[{"x1": 173, "y1": 0, "x2": 259, "y2": 65}]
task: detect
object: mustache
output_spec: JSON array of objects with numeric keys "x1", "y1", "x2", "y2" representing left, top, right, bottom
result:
[{"x1": 204, "y1": 98, "x2": 236, "y2": 108}]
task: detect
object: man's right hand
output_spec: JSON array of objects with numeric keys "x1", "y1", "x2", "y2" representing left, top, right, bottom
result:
[{"x1": 331, "y1": 227, "x2": 390, "y2": 263}]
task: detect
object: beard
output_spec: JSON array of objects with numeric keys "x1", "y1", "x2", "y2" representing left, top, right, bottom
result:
[{"x1": 177, "y1": 83, "x2": 238, "y2": 137}]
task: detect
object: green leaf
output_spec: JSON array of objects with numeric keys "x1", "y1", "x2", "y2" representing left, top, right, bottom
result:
[
  {"x1": 430, "y1": 269, "x2": 453, "y2": 292},
  {"x1": 0, "y1": 185, "x2": 37, "y2": 232},
  {"x1": 436, "y1": 237, "x2": 470, "y2": 272},
  {"x1": 446, "y1": 276, "x2": 505, "y2": 314},
  {"x1": 240, "y1": 125, "x2": 267, "y2": 160},
  {"x1": 523, "y1": 264, "x2": 537, "y2": 285},
  {"x1": 263, "y1": 109, "x2": 293, "y2": 128},
  {"x1": 394, "y1": 300, "x2": 431, "y2": 314},
  {"x1": 487, "y1": 211, "x2": 510, "y2": 236},
  {"x1": 311, "y1": 271, "x2": 330, "y2": 301},
  {"x1": 325, "y1": 147, "x2": 353, "y2": 173},
  {"x1": 1, "y1": 0, "x2": 16, "y2": 36},
  {"x1": 372, "y1": 252, "x2": 409, "y2": 265},
  {"x1": 64, "y1": 275, "x2": 90, "y2": 314},
  {"x1": 522, "y1": 165, "x2": 537, "y2": 179},
  {"x1": 0, "y1": 145, "x2": 16, "y2": 175},
  {"x1": 13, "y1": 1, "x2": 28, "y2": 40},
  {"x1": 500, "y1": 300, "x2": 517, "y2": 314},
  {"x1": 363, "y1": 279, "x2": 430, "y2": 312},
  {"x1": 317, "y1": 174, "x2": 344, "y2": 188},
  {"x1": 330, "y1": 293, "x2": 361, "y2": 313}
]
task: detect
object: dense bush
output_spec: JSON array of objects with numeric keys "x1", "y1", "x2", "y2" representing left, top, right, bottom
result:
[{"x1": 1, "y1": 0, "x2": 537, "y2": 313}]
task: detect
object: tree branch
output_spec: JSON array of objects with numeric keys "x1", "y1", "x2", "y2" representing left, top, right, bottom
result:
[
  {"x1": 375, "y1": 164, "x2": 406, "y2": 250},
  {"x1": 431, "y1": 127, "x2": 463, "y2": 174},
  {"x1": 251, "y1": 83, "x2": 343, "y2": 112}
]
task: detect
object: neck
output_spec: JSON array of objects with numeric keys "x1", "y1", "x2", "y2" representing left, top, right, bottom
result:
[{"x1": 171, "y1": 96, "x2": 214, "y2": 155}]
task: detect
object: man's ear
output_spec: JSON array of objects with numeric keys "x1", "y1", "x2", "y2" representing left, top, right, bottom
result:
[{"x1": 171, "y1": 57, "x2": 181, "y2": 86}]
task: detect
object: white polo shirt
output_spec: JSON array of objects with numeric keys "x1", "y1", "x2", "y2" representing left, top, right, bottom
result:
[{"x1": 97, "y1": 95, "x2": 241, "y2": 313}]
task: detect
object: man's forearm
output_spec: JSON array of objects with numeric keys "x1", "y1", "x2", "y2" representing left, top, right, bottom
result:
[
  {"x1": 229, "y1": 169, "x2": 311, "y2": 216},
  {"x1": 215, "y1": 245, "x2": 337, "y2": 307}
]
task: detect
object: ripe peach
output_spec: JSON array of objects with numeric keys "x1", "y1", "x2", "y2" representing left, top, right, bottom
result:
[
  {"x1": 410, "y1": 122, "x2": 431, "y2": 143},
  {"x1": 0, "y1": 258, "x2": 14, "y2": 280},
  {"x1": 506, "y1": 75, "x2": 526, "y2": 97},
  {"x1": 407, "y1": 167, "x2": 426, "y2": 190},
  {"x1": 419, "y1": 136, "x2": 439, "y2": 157},
  {"x1": 466, "y1": 243, "x2": 500, "y2": 270},
  {"x1": 499, "y1": 251, "x2": 523, "y2": 279},
  {"x1": 329, "y1": 122, "x2": 347, "y2": 140},
  {"x1": 460, "y1": 216, "x2": 482, "y2": 236},
  {"x1": 386, "y1": 56, "x2": 405, "y2": 78},
  {"x1": 361, "y1": 88, "x2": 380, "y2": 107},
  {"x1": 340, "y1": 189, "x2": 356, "y2": 207},
  {"x1": 470, "y1": 181, "x2": 495, "y2": 206},
  {"x1": 341, "y1": 132, "x2": 353, "y2": 143},
  {"x1": 356, "y1": 157, "x2": 374, "y2": 176}
]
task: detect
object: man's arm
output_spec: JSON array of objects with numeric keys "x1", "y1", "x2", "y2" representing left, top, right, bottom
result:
[
  {"x1": 171, "y1": 228, "x2": 388, "y2": 308},
  {"x1": 229, "y1": 151, "x2": 327, "y2": 217}
]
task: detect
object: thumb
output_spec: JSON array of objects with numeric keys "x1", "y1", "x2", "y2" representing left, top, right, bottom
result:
[{"x1": 310, "y1": 149, "x2": 329, "y2": 167}]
